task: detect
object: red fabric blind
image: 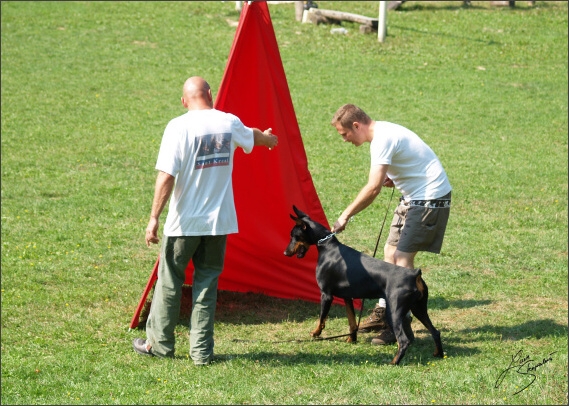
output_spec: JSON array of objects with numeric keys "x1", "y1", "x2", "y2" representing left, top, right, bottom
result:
[{"x1": 184, "y1": 1, "x2": 336, "y2": 304}]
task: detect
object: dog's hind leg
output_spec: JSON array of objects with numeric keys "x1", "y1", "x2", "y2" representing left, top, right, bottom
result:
[
  {"x1": 410, "y1": 307, "x2": 443, "y2": 358},
  {"x1": 310, "y1": 293, "x2": 333, "y2": 338},
  {"x1": 344, "y1": 298, "x2": 358, "y2": 343},
  {"x1": 409, "y1": 278, "x2": 444, "y2": 358}
]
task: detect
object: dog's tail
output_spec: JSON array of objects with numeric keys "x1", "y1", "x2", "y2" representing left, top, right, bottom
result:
[{"x1": 415, "y1": 269, "x2": 426, "y2": 300}]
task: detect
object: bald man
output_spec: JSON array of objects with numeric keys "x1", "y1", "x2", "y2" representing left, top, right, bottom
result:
[{"x1": 133, "y1": 77, "x2": 278, "y2": 364}]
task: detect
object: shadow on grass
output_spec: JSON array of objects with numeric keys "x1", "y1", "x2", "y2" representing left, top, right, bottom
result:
[
  {"x1": 205, "y1": 318, "x2": 566, "y2": 366},
  {"x1": 459, "y1": 319, "x2": 568, "y2": 341},
  {"x1": 412, "y1": 319, "x2": 566, "y2": 361},
  {"x1": 138, "y1": 288, "x2": 329, "y2": 326},
  {"x1": 137, "y1": 290, "x2": 564, "y2": 362},
  {"x1": 170, "y1": 339, "x2": 447, "y2": 367},
  {"x1": 209, "y1": 350, "x2": 415, "y2": 367},
  {"x1": 428, "y1": 295, "x2": 493, "y2": 310},
  {"x1": 137, "y1": 292, "x2": 566, "y2": 364},
  {"x1": 396, "y1": 2, "x2": 546, "y2": 12},
  {"x1": 138, "y1": 289, "x2": 496, "y2": 326}
]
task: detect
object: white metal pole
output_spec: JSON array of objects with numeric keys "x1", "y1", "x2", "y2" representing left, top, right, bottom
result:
[{"x1": 378, "y1": 1, "x2": 387, "y2": 42}]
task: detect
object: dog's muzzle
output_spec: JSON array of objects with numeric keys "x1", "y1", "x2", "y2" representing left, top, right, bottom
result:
[
  {"x1": 295, "y1": 244, "x2": 307, "y2": 258},
  {"x1": 284, "y1": 242, "x2": 308, "y2": 258}
]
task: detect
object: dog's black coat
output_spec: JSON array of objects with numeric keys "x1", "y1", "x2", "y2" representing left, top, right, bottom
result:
[{"x1": 284, "y1": 205, "x2": 443, "y2": 365}]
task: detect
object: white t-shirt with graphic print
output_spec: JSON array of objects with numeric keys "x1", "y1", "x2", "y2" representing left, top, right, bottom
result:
[
  {"x1": 155, "y1": 109, "x2": 254, "y2": 236},
  {"x1": 370, "y1": 121, "x2": 451, "y2": 201}
]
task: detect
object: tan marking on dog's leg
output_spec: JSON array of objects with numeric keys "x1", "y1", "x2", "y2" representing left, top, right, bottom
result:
[
  {"x1": 310, "y1": 320, "x2": 325, "y2": 337},
  {"x1": 390, "y1": 341, "x2": 402, "y2": 365},
  {"x1": 416, "y1": 275, "x2": 425, "y2": 300},
  {"x1": 344, "y1": 300, "x2": 358, "y2": 343}
]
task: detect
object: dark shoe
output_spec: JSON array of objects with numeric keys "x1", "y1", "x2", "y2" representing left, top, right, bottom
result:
[
  {"x1": 358, "y1": 304, "x2": 389, "y2": 333},
  {"x1": 133, "y1": 338, "x2": 154, "y2": 357},
  {"x1": 371, "y1": 328, "x2": 396, "y2": 345},
  {"x1": 403, "y1": 314, "x2": 415, "y2": 343}
]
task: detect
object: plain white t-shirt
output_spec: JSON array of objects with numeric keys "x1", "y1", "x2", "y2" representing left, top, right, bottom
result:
[
  {"x1": 370, "y1": 121, "x2": 451, "y2": 201},
  {"x1": 155, "y1": 109, "x2": 254, "y2": 236}
]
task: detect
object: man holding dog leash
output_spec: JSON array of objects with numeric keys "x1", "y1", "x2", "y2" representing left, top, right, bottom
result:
[
  {"x1": 133, "y1": 76, "x2": 278, "y2": 364},
  {"x1": 331, "y1": 104, "x2": 451, "y2": 345}
]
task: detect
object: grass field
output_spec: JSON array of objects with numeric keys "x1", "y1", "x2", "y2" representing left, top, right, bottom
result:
[{"x1": 1, "y1": 1, "x2": 567, "y2": 404}]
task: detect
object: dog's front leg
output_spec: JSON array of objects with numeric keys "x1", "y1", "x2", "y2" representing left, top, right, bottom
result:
[
  {"x1": 344, "y1": 298, "x2": 358, "y2": 343},
  {"x1": 310, "y1": 293, "x2": 333, "y2": 337}
]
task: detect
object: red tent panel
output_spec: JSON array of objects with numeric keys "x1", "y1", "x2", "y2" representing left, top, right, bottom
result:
[
  {"x1": 130, "y1": 1, "x2": 344, "y2": 329},
  {"x1": 207, "y1": 1, "x2": 330, "y2": 301},
  {"x1": 194, "y1": 1, "x2": 335, "y2": 303}
]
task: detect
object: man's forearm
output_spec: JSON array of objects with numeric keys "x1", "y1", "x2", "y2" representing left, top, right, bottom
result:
[
  {"x1": 252, "y1": 128, "x2": 278, "y2": 148},
  {"x1": 150, "y1": 171, "x2": 175, "y2": 219},
  {"x1": 342, "y1": 183, "x2": 382, "y2": 221}
]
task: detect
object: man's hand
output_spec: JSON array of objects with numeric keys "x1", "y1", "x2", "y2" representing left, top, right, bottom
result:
[
  {"x1": 145, "y1": 217, "x2": 160, "y2": 247},
  {"x1": 263, "y1": 128, "x2": 278, "y2": 150},
  {"x1": 254, "y1": 127, "x2": 278, "y2": 149},
  {"x1": 383, "y1": 176, "x2": 394, "y2": 187},
  {"x1": 332, "y1": 214, "x2": 350, "y2": 233}
]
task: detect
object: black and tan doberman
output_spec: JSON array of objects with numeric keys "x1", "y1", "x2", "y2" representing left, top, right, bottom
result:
[{"x1": 283, "y1": 205, "x2": 443, "y2": 365}]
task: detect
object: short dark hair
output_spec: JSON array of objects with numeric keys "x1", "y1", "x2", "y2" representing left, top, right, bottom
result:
[{"x1": 331, "y1": 104, "x2": 372, "y2": 129}]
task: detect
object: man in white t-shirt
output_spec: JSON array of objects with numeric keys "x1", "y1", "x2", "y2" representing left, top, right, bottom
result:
[
  {"x1": 330, "y1": 104, "x2": 451, "y2": 346},
  {"x1": 133, "y1": 76, "x2": 278, "y2": 364}
]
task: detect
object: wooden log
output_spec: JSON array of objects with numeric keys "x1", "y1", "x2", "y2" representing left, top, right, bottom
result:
[
  {"x1": 308, "y1": 8, "x2": 378, "y2": 29},
  {"x1": 304, "y1": 8, "x2": 338, "y2": 25}
]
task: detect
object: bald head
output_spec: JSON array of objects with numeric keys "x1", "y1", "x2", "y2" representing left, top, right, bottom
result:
[{"x1": 181, "y1": 76, "x2": 213, "y2": 110}]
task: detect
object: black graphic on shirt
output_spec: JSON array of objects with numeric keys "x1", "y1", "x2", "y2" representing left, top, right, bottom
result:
[{"x1": 195, "y1": 133, "x2": 232, "y2": 169}]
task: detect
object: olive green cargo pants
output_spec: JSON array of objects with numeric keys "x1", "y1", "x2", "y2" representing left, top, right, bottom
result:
[{"x1": 145, "y1": 235, "x2": 226, "y2": 364}]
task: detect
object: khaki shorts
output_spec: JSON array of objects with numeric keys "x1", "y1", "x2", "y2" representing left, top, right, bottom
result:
[{"x1": 386, "y1": 192, "x2": 451, "y2": 254}]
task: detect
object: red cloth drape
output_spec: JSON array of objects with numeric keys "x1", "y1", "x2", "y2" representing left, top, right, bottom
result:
[
  {"x1": 130, "y1": 2, "x2": 346, "y2": 329},
  {"x1": 184, "y1": 1, "x2": 336, "y2": 304}
]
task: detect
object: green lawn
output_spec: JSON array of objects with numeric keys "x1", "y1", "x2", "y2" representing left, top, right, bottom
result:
[{"x1": 1, "y1": 1, "x2": 567, "y2": 404}]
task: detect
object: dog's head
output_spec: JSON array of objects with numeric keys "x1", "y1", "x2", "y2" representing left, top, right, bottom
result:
[{"x1": 283, "y1": 205, "x2": 331, "y2": 258}]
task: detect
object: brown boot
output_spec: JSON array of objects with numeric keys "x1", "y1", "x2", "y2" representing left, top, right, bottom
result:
[
  {"x1": 371, "y1": 328, "x2": 396, "y2": 345},
  {"x1": 370, "y1": 315, "x2": 414, "y2": 345},
  {"x1": 358, "y1": 304, "x2": 389, "y2": 333}
]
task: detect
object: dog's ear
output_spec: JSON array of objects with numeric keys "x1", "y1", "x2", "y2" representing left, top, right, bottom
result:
[
  {"x1": 290, "y1": 213, "x2": 306, "y2": 228},
  {"x1": 293, "y1": 205, "x2": 309, "y2": 219}
]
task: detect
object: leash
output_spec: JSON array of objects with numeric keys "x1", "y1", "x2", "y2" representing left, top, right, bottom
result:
[
  {"x1": 231, "y1": 332, "x2": 353, "y2": 344},
  {"x1": 373, "y1": 187, "x2": 396, "y2": 258}
]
